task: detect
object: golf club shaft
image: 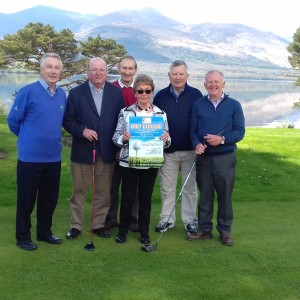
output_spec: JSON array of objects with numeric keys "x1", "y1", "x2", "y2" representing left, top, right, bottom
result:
[
  {"x1": 89, "y1": 139, "x2": 96, "y2": 242},
  {"x1": 155, "y1": 158, "x2": 197, "y2": 246}
]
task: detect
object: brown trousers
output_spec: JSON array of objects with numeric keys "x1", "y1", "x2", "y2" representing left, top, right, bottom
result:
[{"x1": 69, "y1": 159, "x2": 115, "y2": 231}]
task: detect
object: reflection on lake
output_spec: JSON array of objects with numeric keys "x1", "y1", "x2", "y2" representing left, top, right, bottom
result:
[
  {"x1": 0, "y1": 73, "x2": 40, "y2": 98},
  {"x1": 1, "y1": 73, "x2": 300, "y2": 128},
  {"x1": 224, "y1": 80, "x2": 300, "y2": 128}
]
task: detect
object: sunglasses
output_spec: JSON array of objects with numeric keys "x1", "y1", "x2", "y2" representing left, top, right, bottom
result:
[{"x1": 136, "y1": 89, "x2": 152, "y2": 95}]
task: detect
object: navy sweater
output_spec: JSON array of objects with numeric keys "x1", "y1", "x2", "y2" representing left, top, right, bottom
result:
[
  {"x1": 190, "y1": 94, "x2": 245, "y2": 155},
  {"x1": 153, "y1": 83, "x2": 203, "y2": 153}
]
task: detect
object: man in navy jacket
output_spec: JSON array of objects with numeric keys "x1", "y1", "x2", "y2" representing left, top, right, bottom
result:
[
  {"x1": 63, "y1": 57, "x2": 124, "y2": 240},
  {"x1": 153, "y1": 60, "x2": 203, "y2": 235}
]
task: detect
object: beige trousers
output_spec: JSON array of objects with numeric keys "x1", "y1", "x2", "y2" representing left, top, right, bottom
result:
[
  {"x1": 158, "y1": 151, "x2": 198, "y2": 226},
  {"x1": 69, "y1": 159, "x2": 115, "y2": 231}
]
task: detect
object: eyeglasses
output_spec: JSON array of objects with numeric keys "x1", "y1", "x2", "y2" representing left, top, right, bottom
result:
[
  {"x1": 88, "y1": 69, "x2": 106, "y2": 74},
  {"x1": 136, "y1": 89, "x2": 152, "y2": 95}
]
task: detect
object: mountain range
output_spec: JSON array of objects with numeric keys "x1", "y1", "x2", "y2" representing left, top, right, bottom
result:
[{"x1": 0, "y1": 6, "x2": 296, "y2": 79}]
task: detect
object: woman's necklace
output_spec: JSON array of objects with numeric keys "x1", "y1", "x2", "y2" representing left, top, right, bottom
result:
[{"x1": 137, "y1": 103, "x2": 152, "y2": 112}]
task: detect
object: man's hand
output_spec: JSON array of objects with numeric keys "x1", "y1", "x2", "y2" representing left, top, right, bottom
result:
[
  {"x1": 83, "y1": 128, "x2": 98, "y2": 142},
  {"x1": 195, "y1": 143, "x2": 207, "y2": 154},
  {"x1": 203, "y1": 134, "x2": 223, "y2": 146}
]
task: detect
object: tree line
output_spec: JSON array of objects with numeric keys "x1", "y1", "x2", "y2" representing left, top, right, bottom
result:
[{"x1": 0, "y1": 22, "x2": 126, "y2": 90}]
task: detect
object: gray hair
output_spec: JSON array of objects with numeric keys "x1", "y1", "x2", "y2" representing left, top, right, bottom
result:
[
  {"x1": 205, "y1": 70, "x2": 225, "y2": 82},
  {"x1": 118, "y1": 55, "x2": 137, "y2": 70},
  {"x1": 40, "y1": 53, "x2": 63, "y2": 70},
  {"x1": 87, "y1": 57, "x2": 107, "y2": 70},
  {"x1": 169, "y1": 60, "x2": 188, "y2": 71}
]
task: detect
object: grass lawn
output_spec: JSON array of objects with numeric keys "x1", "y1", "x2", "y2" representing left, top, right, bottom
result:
[{"x1": 0, "y1": 115, "x2": 299, "y2": 300}]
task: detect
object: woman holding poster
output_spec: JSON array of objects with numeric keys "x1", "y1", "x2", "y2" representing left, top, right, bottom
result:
[{"x1": 112, "y1": 74, "x2": 171, "y2": 245}]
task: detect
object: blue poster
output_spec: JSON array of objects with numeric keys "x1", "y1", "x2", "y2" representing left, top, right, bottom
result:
[{"x1": 128, "y1": 116, "x2": 164, "y2": 167}]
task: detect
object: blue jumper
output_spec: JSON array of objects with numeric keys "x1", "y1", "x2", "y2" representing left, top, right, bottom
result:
[
  {"x1": 7, "y1": 81, "x2": 66, "y2": 162},
  {"x1": 190, "y1": 94, "x2": 245, "y2": 155},
  {"x1": 153, "y1": 83, "x2": 203, "y2": 153}
]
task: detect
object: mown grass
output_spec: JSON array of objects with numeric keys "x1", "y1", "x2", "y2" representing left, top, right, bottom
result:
[{"x1": 0, "y1": 115, "x2": 299, "y2": 300}]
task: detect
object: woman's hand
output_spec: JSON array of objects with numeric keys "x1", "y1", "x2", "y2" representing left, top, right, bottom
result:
[
  {"x1": 122, "y1": 131, "x2": 131, "y2": 143},
  {"x1": 160, "y1": 131, "x2": 170, "y2": 143}
]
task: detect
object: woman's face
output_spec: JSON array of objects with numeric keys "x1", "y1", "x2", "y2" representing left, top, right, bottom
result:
[{"x1": 135, "y1": 83, "x2": 153, "y2": 105}]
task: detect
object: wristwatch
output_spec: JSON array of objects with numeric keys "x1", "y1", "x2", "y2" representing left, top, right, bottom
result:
[{"x1": 220, "y1": 136, "x2": 225, "y2": 145}]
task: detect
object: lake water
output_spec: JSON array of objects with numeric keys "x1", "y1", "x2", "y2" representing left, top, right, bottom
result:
[{"x1": 1, "y1": 73, "x2": 300, "y2": 128}]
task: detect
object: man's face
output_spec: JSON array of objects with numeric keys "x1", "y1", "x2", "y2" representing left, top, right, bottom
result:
[
  {"x1": 40, "y1": 57, "x2": 62, "y2": 87},
  {"x1": 87, "y1": 59, "x2": 107, "y2": 88},
  {"x1": 119, "y1": 58, "x2": 137, "y2": 86},
  {"x1": 204, "y1": 72, "x2": 225, "y2": 100},
  {"x1": 168, "y1": 65, "x2": 189, "y2": 93}
]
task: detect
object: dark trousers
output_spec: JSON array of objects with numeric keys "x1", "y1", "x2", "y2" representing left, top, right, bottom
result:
[
  {"x1": 107, "y1": 162, "x2": 139, "y2": 222},
  {"x1": 118, "y1": 166, "x2": 158, "y2": 237},
  {"x1": 16, "y1": 160, "x2": 61, "y2": 241},
  {"x1": 196, "y1": 153, "x2": 236, "y2": 236}
]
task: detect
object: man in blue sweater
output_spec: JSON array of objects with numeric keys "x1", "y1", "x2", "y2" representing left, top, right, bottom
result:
[
  {"x1": 7, "y1": 53, "x2": 67, "y2": 250},
  {"x1": 153, "y1": 60, "x2": 203, "y2": 235},
  {"x1": 188, "y1": 70, "x2": 245, "y2": 246}
]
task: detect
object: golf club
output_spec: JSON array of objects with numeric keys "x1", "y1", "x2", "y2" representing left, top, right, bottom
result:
[
  {"x1": 84, "y1": 139, "x2": 96, "y2": 251},
  {"x1": 141, "y1": 157, "x2": 197, "y2": 252}
]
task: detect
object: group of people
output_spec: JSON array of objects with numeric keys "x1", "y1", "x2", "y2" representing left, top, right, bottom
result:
[{"x1": 7, "y1": 52, "x2": 245, "y2": 251}]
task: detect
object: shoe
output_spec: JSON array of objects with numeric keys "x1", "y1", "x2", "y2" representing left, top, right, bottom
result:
[
  {"x1": 130, "y1": 222, "x2": 139, "y2": 232},
  {"x1": 93, "y1": 228, "x2": 111, "y2": 238},
  {"x1": 186, "y1": 222, "x2": 198, "y2": 234},
  {"x1": 16, "y1": 240, "x2": 38, "y2": 251},
  {"x1": 219, "y1": 235, "x2": 234, "y2": 246},
  {"x1": 66, "y1": 228, "x2": 81, "y2": 240},
  {"x1": 154, "y1": 221, "x2": 174, "y2": 232},
  {"x1": 187, "y1": 231, "x2": 213, "y2": 241},
  {"x1": 104, "y1": 219, "x2": 118, "y2": 230},
  {"x1": 37, "y1": 234, "x2": 62, "y2": 244},
  {"x1": 140, "y1": 236, "x2": 151, "y2": 244},
  {"x1": 116, "y1": 235, "x2": 126, "y2": 243}
]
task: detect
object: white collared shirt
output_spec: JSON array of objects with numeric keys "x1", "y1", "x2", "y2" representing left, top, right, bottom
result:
[{"x1": 208, "y1": 93, "x2": 225, "y2": 108}]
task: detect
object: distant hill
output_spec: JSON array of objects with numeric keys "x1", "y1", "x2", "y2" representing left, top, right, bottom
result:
[
  {"x1": 0, "y1": 6, "x2": 295, "y2": 79},
  {"x1": 0, "y1": 6, "x2": 89, "y2": 34}
]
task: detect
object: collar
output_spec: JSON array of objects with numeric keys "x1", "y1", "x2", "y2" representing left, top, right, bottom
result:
[
  {"x1": 208, "y1": 92, "x2": 225, "y2": 104},
  {"x1": 118, "y1": 78, "x2": 134, "y2": 88},
  {"x1": 89, "y1": 81, "x2": 105, "y2": 93},
  {"x1": 170, "y1": 84, "x2": 186, "y2": 98},
  {"x1": 39, "y1": 78, "x2": 58, "y2": 93}
]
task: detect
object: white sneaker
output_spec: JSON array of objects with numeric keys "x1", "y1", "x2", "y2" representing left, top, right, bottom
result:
[
  {"x1": 154, "y1": 221, "x2": 175, "y2": 232},
  {"x1": 186, "y1": 222, "x2": 198, "y2": 234}
]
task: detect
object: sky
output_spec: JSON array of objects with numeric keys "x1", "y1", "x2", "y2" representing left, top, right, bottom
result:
[{"x1": 0, "y1": 0, "x2": 298, "y2": 39}]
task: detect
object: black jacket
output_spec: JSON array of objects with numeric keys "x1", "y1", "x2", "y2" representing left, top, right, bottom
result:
[{"x1": 63, "y1": 80, "x2": 124, "y2": 164}]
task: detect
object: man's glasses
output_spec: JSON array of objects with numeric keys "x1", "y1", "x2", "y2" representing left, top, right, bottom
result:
[
  {"x1": 136, "y1": 89, "x2": 152, "y2": 95},
  {"x1": 88, "y1": 69, "x2": 106, "y2": 74}
]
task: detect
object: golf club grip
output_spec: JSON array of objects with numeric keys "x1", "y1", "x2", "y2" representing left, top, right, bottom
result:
[
  {"x1": 92, "y1": 149, "x2": 96, "y2": 163},
  {"x1": 92, "y1": 136, "x2": 96, "y2": 163}
]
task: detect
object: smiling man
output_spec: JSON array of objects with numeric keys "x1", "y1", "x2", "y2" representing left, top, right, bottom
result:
[
  {"x1": 153, "y1": 60, "x2": 203, "y2": 236},
  {"x1": 189, "y1": 70, "x2": 245, "y2": 246},
  {"x1": 63, "y1": 57, "x2": 124, "y2": 241},
  {"x1": 7, "y1": 53, "x2": 66, "y2": 250}
]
